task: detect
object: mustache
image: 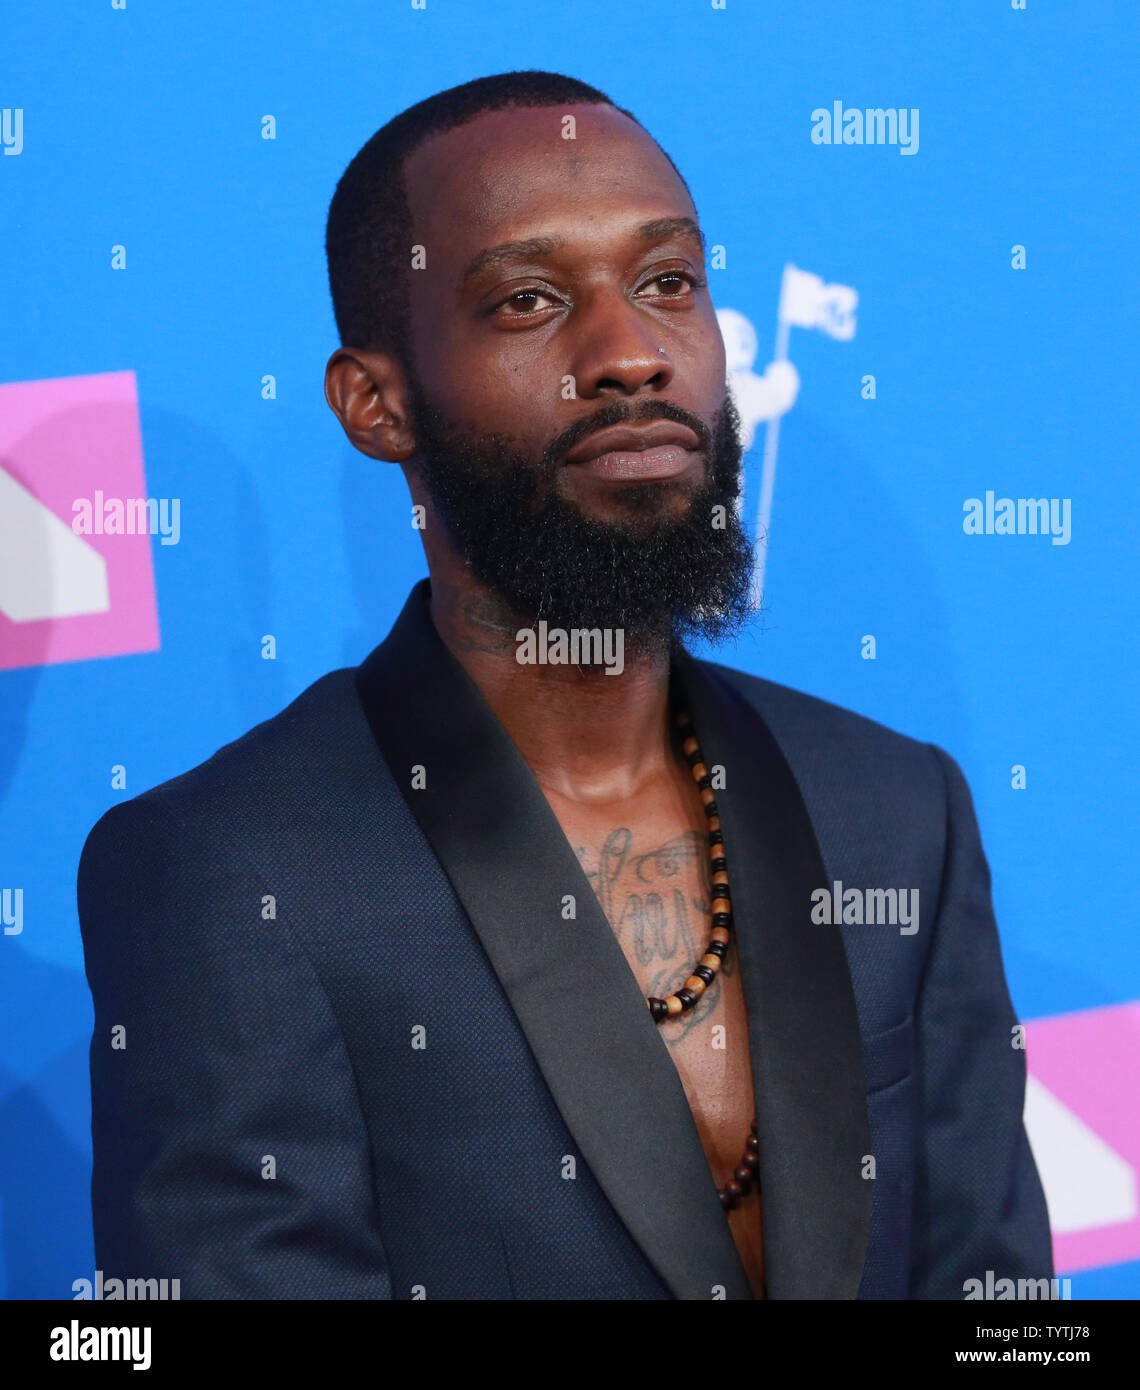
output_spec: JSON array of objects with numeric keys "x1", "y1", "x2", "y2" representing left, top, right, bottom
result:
[{"x1": 541, "y1": 398, "x2": 715, "y2": 472}]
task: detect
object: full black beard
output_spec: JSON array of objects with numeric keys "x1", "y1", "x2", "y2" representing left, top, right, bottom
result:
[{"x1": 405, "y1": 376, "x2": 755, "y2": 656}]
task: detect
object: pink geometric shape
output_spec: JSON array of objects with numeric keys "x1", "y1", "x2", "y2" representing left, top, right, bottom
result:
[
  {"x1": 1026, "y1": 1002, "x2": 1140, "y2": 1274},
  {"x1": 0, "y1": 370, "x2": 160, "y2": 671}
]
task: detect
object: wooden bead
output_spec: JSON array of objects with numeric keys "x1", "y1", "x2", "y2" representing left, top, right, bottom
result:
[{"x1": 657, "y1": 712, "x2": 757, "y2": 1212}]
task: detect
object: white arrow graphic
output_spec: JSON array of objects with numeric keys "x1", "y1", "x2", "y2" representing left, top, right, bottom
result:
[
  {"x1": 0, "y1": 465, "x2": 109, "y2": 621},
  {"x1": 1024, "y1": 1073, "x2": 1138, "y2": 1235}
]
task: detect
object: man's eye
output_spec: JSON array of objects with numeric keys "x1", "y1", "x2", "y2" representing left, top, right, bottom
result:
[
  {"x1": 642, "y1": 271, "x2": 704, "y2": 297},
  {"x1": 495, "y1": 288, "x2": 557, "y2": 316}
]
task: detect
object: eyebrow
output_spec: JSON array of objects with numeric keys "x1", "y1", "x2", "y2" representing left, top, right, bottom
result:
[{"x1": 459, "y1": 216, "x2": 707, "y2": 285}]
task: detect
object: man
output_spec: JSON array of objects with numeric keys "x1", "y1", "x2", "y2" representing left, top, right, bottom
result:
[{"x1": 78, "y1": 70, "x2": 1052, "y2": 1300}]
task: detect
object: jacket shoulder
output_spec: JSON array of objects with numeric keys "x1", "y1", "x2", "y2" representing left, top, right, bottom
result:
[
  {"x1": 700, "y1": 658, "x2": 934, "y2": 760},
  {"x1": 78, "y1": 665, "x2": 376, "y2": 874},
  {"x1": 695, "y1": 657, "x2": 957, "y2": 837}
]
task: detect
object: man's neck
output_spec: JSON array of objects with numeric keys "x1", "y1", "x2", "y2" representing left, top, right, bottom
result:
[{"x1": 427, "y1": 569, "x2": 677, "y2": 807}]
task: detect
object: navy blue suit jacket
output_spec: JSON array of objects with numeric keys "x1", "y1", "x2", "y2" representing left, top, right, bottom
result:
[{"x1": 77, "y1": 580, "x2": 1052, "y2": 1299}]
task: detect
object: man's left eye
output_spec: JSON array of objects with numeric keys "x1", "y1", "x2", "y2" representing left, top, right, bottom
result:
[{"x1": 641, "y1": 272, "x2": 703, "y2": 296}]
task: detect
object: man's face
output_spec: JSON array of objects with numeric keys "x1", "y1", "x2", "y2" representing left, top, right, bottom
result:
[{"x1": 398, "y1": 102, "x2": 753, "y2": 646}]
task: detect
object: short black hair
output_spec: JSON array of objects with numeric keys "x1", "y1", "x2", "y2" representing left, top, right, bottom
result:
[{"x1": 324, "y1": 70, "x2": 693, "y2": 369}]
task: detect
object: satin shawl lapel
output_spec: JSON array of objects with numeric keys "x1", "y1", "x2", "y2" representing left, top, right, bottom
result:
[
  {"x1": 675, "y1": 650, "x2": 873, "y2": 1299},
  {"x1": 355, "y1": 584, "x2": 753, "y2": 1300}
]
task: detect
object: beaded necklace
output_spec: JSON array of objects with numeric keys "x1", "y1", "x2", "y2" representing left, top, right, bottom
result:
[{"x1": 645, "y1": 709, "x2": 759, "y2": 1212}]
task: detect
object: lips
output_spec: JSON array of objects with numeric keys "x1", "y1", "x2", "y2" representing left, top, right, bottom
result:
[{"x1": 564, "y1": 420, "x2": 701, "y2": 466}]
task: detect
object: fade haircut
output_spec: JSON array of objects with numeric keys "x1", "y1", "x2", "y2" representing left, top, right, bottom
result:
[{"x1": 324, "y1": 70, "x2": 694, "y2": 370}]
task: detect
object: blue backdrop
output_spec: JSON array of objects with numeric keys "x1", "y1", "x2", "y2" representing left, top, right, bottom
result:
[{"x1": 2, "y1": 0, "x2": 1137, "y2": 1299}]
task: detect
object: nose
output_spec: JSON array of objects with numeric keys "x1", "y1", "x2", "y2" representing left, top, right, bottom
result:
[{"x1": 567, "y1": 289, "x2": 674, "y2": 398}]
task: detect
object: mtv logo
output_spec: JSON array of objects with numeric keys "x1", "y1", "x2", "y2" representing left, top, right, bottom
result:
[
  {"x1": 0, "y1": 370, "x2": 159, "y2": 671},
  {"x1": 1025, "y1": 1001, "x2": 1140, "y2": 1273}
]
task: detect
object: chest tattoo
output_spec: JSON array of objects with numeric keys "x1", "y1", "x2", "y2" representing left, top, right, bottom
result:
[{"x1": 574, "y1": 828, "x2": 737, "y2": 1045}]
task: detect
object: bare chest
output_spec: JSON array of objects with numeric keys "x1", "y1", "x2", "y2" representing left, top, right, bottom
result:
[
  {"x1": 580, "y1": 824, "x2": 754, "y2": 1156},
  {"x1": 555, "y1": 804, "x2": 766, "y2": 1297}
]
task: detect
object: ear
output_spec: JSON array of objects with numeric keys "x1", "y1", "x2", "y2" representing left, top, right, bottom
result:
[{"x1": 324, "y1": 347, "x2": 418, "y2": 462}]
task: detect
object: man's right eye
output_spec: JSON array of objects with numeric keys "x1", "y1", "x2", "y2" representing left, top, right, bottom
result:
[{"x1": 493, "y1": 288, "x2": 560, "y2": 317}]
